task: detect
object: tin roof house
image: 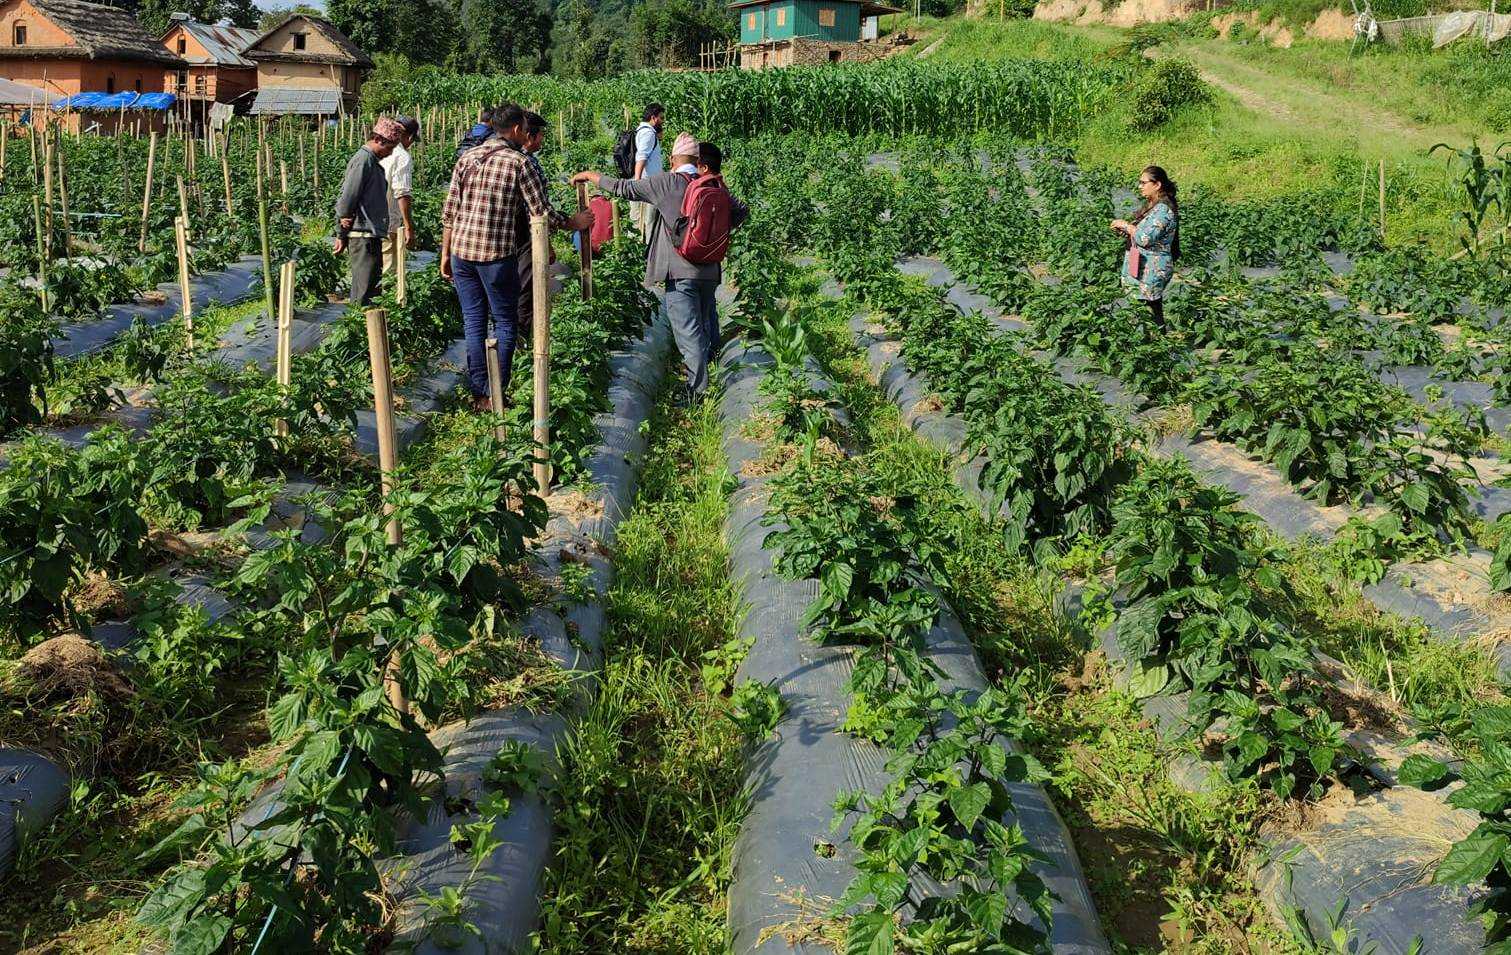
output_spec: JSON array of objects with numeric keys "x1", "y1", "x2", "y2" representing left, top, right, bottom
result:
[
  {"x1": 733, "y1": 0, "x2": 903, "y2": 69},
  {"x1": 244, "y1": 13, "x2": 370, "y2": 117}
]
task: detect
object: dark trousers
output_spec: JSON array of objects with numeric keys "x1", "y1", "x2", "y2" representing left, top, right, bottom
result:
[
  {"x1": 348, "y1": 237, "x2": 384, "y2": 306},
  {"x1": 663, "y1": 278, "x2": 719, "y2": 397},
  {"x1": 1146, "y1": 298, "x2": 1164, "y2": 326},
  {"x1": 452, "y1": 254, "x2": 521, "y2": 399}
]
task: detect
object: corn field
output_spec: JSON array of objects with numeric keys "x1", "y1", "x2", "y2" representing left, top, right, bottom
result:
[{"x1": 374, "y1": 59, "x2": 1126, "y2": 141}]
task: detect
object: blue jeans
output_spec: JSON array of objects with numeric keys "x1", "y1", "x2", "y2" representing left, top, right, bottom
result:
[
  {"x1": 452, "y1": 254, "x2": 520, "y2": 399},
  {"x1": 663, "y1": 278, "x2": 719, "y2": 397}
]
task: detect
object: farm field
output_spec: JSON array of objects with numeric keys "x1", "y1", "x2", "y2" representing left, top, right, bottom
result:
[{"x1": 2, "y1": 14, "x2": 1511, "y2": 955}]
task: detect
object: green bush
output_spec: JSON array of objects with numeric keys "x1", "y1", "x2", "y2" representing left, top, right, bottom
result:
[{"x1": 1126, "y1": 57, "x2": 1212, "y2": 131}]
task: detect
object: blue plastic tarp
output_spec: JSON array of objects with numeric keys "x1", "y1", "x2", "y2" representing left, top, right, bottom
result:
[{"x1": 51, "y1": 91, "x2": 176, "y2": 111}]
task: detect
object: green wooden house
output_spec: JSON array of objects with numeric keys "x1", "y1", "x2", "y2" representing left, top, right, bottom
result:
[{"x1": 732, "y1": 0, "x2": 901, "y2": 67}]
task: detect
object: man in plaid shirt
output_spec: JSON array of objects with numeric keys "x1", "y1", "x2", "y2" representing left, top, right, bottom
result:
[{"x1": 441, "y1": 103, "x2": 593, "y2": 412}]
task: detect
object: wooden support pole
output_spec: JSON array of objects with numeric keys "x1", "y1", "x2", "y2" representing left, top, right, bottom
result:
[
  {"x1": 176, "y1": 175, "x2": 190, "y2": 241},
  {"x1": 55, "y1": 144, "x2": 72, "y2": 259},
  {"x1": 611, "y1": 197, "x2": 620, "y2": 240},
  {"x1": 139, "y1": 130, "x2": 156, "y2": 253},
  {"x1": 33, "y1": 195, "x2": 48, "y2": 312},
  {"x1": 279, "y1": 159, "x2": 289, "y2": 207},
  {"x1": 576, "y1": 180, "x2": 592, "y2": 299},
  {"x1": 485, "y1": 337, "x2": 507, "y2": 442},
  {"x1": 257, "y1": 162, "x2": 275, "y2": 327},
  {"x1": 364, "y1": 306, "x2": 409, "y2": 716},
  {"x1": 1, "y1": 124, "x2": 9, "y2": 186},
  {"x1": 395, "y1": 224, "x2": 408, "y2": 304},
  {"x1": 1378, "y1": 159, "x2": 1387, "y2": 240},
  {"x1": 529, "y1": 214, "x2": 552, "y2": 492},
  {"x1": 275, "y1": 260, "x2": 294, "y2": 439},
  {"x1": 41, "y1": 128, "x2": 54, "y2": 258},
  {"x1": 221, "y1": 139, "x2": 234, "y2": 218},
  {"x1": 175, "y1": 215, "x2": 193, "y2": 349},
  {"x1": 364, "y1": 307, "x2": 403, "y2": 550}
]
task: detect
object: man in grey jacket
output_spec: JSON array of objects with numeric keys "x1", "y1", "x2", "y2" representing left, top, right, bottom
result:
[
  {"x1": 334, "y1": 118, "x2": 402, "y2": 305},
  {"x1": 572, "y1": 134, "x2": 747, "y2": 399}
]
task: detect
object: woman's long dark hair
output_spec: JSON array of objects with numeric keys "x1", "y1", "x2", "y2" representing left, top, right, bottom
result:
[{"x1": 1132, "y1": 165, "x2": 1180, "y2": 261}]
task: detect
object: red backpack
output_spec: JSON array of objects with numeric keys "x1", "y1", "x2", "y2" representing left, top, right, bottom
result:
[{"x1": 673, "y1": 172, "x2": 733, "y2": 265}]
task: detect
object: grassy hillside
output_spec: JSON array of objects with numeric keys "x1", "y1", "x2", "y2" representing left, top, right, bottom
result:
[{"x1": 907, "y1": 14, "x2": 1506, "y2": 248}]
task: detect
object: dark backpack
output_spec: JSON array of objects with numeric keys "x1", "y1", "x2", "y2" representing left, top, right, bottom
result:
[
  {"x1": 672, "y1": 172, "x2": 733, "y2": 265},
  {"x1": 612, "y1": 128, "x2": 637, "y2": 179}
]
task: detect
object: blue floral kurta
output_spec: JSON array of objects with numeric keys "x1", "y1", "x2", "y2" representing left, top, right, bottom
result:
[{"x1": 1121, "y1": 201, "x2": 1177, "y2": 301}]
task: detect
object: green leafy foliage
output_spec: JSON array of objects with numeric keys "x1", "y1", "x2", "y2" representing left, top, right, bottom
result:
[
  {"x1": 1107, "y1": 458, "x2": 1348, "y2": 798},
  {"x1": 1404, "y1": 704, "x2": 1511, "y2": 947}
]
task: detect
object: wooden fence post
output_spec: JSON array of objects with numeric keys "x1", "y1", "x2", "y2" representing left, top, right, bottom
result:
[
  {"x1": 530, "y1": 214, "x2": 552, "y2": 492},
  {"x1": 485, "y1": 337, "x2": 507, "y2": 442},
  {"x1": 576, "y1": 180, "x2": 593, "y2": 299},
  {"x1": 175, "y1": 215, "x2": 193, "y2": 348},
  {"x1": 139, "y1": 130, "x2": 156, "y2": 253},
  {"x1": 364, "y1": 306, "x2": 409, "y2": 716},
  {"x1": 275, "y1": 260, "x2": 295, "y2": 439}
]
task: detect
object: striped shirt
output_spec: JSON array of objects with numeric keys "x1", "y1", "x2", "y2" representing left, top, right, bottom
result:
[{"x1": 441, "y1": 140, "x2": 568, "y2": 262}]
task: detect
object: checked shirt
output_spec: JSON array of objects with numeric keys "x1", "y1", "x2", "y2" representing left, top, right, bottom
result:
[{"x1": 441, "y1": 140, "x2": 569, "y2": 263}]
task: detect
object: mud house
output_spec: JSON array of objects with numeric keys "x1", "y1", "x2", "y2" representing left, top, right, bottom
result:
[
  {"x1": 158, "y1": 12, "x2": 257, "y2": 124},
  {"x1": 244, "y1": 13, "x2": 370, "y2": 117},
  {"x1": 0, "y1": 0, "x2": 185, "y2": 112},
  {"x1": 733, "y1": 0, "x2": 903, "y2": 68}
]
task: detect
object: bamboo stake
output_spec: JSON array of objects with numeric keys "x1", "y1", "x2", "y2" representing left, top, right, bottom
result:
[
  {"x1": 279, "y1": 160, "x2": 289, "y2": 212},
  {"x1": 275, "y1": 260, "x2": 294, "y2": 438},
  {"x1": 257, "y1": 162, "x2": 274, "y2": 328},
  {"x1": 41, "y1": 128, "x2": 54, "y2": 258},
  {"x1": 530, "y1": 215, "x2": 552, "y2": 491},
  {"x1": 1378, "y1": 159, "x2": 1387, "y2": 240},
  {"x1": 365, "y1": 307, "x2": 403, "y2": 549},
  {"x1": 576, "y1": 180, "x2": 592, "y2": 299},
  {"x1": 33, "y1": 195, "x2": 48, "y2": 312},
  {"x1": 221, "y1": 138, "x2": 234, "y2": 218},
  {"x1": 139, "y1": 130, "x2": 157, "y2": 253},
  {"x1": 176, "y1": 175, "x2": 190, "y2": 241},
  {"x1": 1, "y1": 124, "x2": 8, "y2": 185},
  {"x1": 611, "y1": 197, "x2": 620, "y2": 240},
  {"x1": 395, "y1": 225, "x2": 407, "y2": 304},
  {"x1": 485, "y1": 337, "x2": 507, "y2": 442},
  {"x1": 363, "y1": 306, "x2": 409, "y2": 715},
  {"x1": 28, "y1": 123, "x2": 37, "y2": 183},
  {"x1": 55, "y1": 144, "x2": 72, "y2": 259},
  {"x1": 175, "y1": 215, "x2": 193, "y2": 348}
]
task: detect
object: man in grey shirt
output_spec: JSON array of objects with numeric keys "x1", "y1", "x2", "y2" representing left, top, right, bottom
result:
[
  {"x1": 334, "y1": 118, "x2": 402, "y2": 306},
  {"x1": 574, "y1": 134, "x2": 747, "y2": 399}
]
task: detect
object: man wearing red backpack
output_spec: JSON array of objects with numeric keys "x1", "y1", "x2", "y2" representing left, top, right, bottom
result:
[{"x1": 572, "y1": 134, "x2": 747, "y2": 401}]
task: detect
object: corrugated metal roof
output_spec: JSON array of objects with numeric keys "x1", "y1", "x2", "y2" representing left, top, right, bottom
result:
[
  {"x1": 168, "y1": 17, "x2": 260, "y2": 68},
  {"x1": 248, "y1": 86, "x2": 343, "y2": 116},
  {"x1": 0, "y1": 77, "x2": 51, "y2": 106}
]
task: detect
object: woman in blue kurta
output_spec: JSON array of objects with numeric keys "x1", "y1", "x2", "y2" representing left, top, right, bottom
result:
[{"x1": 1110, "y1": 166, "x2": 1179, "y2": 325}]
